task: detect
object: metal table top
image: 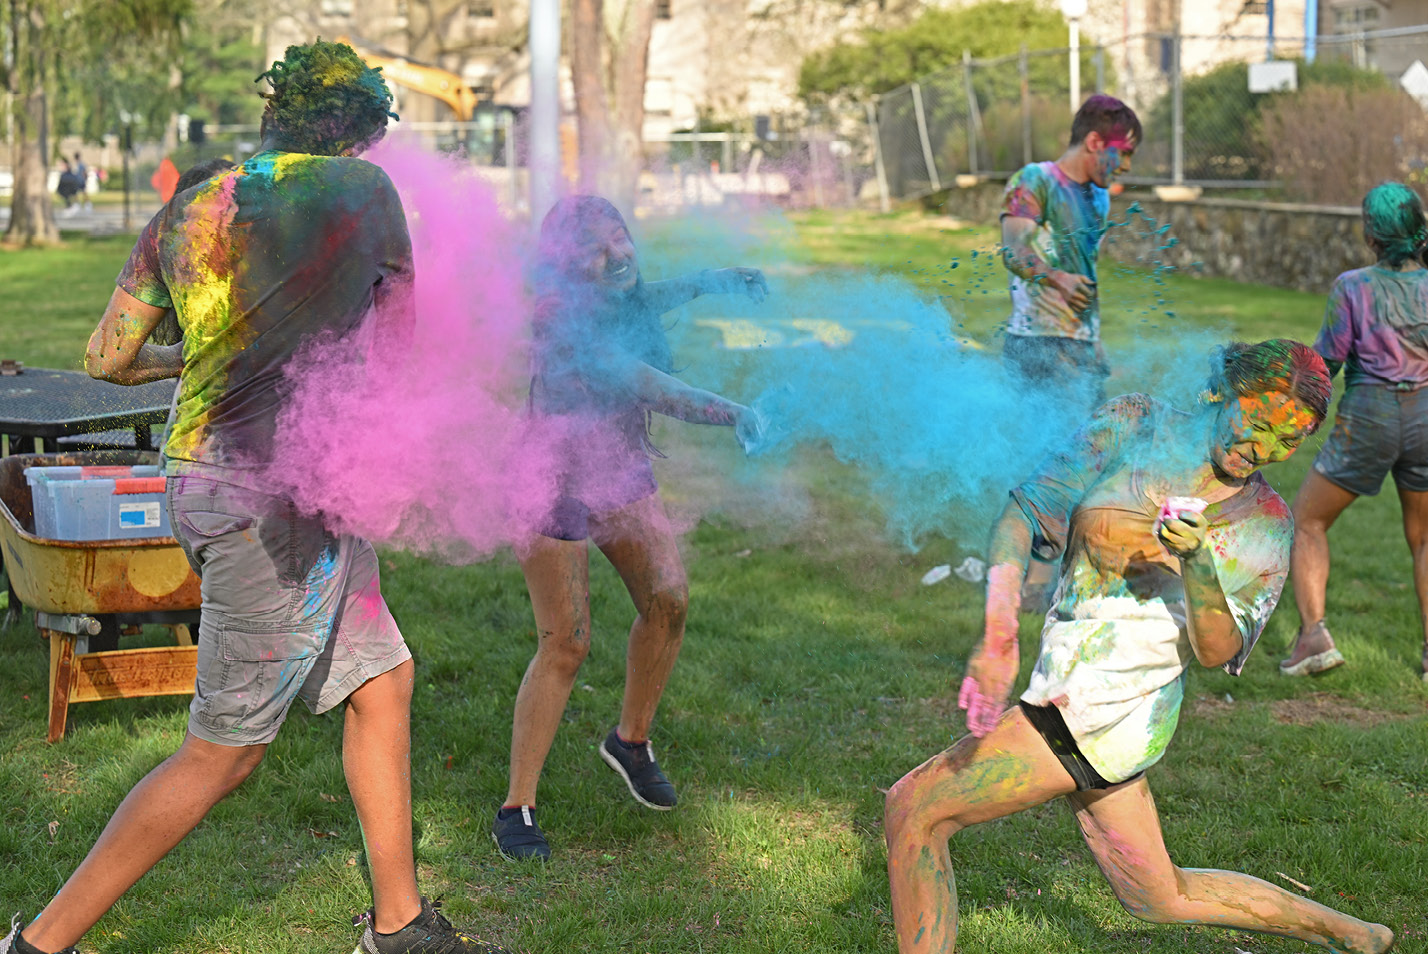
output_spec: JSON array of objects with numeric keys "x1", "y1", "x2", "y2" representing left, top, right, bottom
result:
[{"x1": 0, "y1": 369, "x2": 174, "y2": 441}]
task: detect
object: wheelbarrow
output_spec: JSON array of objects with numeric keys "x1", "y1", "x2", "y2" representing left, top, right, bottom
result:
[{"x1": 0, "y1": 452, "x2": 200, "y2": 742}]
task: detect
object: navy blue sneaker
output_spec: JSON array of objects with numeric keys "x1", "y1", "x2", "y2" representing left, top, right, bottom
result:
[
  {"x1": 491, "y1": 805, "x2": 550, "y2": 862},
  {"x1": 599, "y1": 728, "x2": 677, "y2": 810}
]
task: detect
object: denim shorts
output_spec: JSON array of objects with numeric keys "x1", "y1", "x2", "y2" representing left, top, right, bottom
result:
[
  {"x1": 1313, "y1": 383, "x2": 1428, "y2": 497},
  {"x1": 1003, "y1": 333, "x2": 1109, "y2": 411},
  {"x1": 167, "y1": 465, "x2": 410, "y2": 746}
]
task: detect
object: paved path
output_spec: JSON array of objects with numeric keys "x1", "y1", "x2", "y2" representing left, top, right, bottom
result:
[{"x1": 0, "y1": 204, "x2": 158, "y2": 236}]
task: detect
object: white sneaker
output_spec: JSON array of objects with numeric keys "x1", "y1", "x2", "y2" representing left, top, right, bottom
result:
[
  {"x1": 1, "y1": 915, "x2": 21, "y2": 954},
  {"x1": 0, "y1": 914, "x2": 77, "y2": 954}
]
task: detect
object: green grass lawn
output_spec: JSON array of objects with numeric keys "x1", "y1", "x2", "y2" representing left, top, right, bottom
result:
[{"x1": 0, "y1": 212, "x2": 1425, "y2": 954}]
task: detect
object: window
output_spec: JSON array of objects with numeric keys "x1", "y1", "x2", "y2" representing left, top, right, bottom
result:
[
  {"x1": 655, "y1": 0, "x2": 672, "y2": 19},
  {"x1": 467, "y1": 0, "x2": 495, "y2": 18},
  {"x1": 1332, "y1": 3, "x2": 1380, "y2": 32}
]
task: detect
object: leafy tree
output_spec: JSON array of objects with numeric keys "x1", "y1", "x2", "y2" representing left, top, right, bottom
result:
[
  {"x1": 178, "y1": 9, "x2": 268, "y2": 126},
  {"x1": 798, "y1": 0, "x2": 1076, "y2": 102},
  {"x1": 3, "y1": 0, "x2": 190, "y2": 246},
  {"x1": 1146, "y1": 57, "x2": 1389, "y2": 181}
]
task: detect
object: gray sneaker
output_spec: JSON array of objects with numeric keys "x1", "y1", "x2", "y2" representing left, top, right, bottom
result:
[
  {"x1": 1279, "y1": 619, "x2": 1345, "y2": 676},
  {"x1": 352, "y1": 897, "x2": 513, "y2": 954}
]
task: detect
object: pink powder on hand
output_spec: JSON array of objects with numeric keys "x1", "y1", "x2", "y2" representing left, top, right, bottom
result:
[{"x1": 1153, "y1": 496, "x2": 1208, "y2": 536}]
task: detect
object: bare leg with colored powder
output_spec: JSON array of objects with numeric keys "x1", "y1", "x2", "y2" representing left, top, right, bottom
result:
[
  {"x1": 507, "y1": 535, "x2": 592, "y2": 807},
  {"x1": 1072, "y1": 776, "x2": 1393, "y2": 952},
  {"x1": 590, "y1": 493, "x2": 689, "y2": 744},
  {"x1": 20, "y1": 734, "x2": 268, "y2": 952},
  {"x1": 1397, "y1": 487, "x2": 1428, "y2": 675},
  {"x1": 883, "y1": 706, "x2": 1078, "y2": 953},
  {"x1": 343, "y1": 658, "x2": 422, "y2": 934},
  {"x1": 1287, "y1": 470, "x2": 1358, "y2": 666}
]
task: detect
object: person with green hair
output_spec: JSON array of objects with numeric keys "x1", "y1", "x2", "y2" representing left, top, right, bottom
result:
[
  {"x1": 2, "y1": 41, "x2": 515, "y2": 954},
  {"x1": 1283, "y1": 181, "x2": 1428, "y2": 681}
]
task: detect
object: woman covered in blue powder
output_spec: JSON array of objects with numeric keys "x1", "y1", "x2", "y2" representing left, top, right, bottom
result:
[
  {"x1": 884, "y1": 340, "x2": 1395, "y2": 954},
  {"x1": 1282, "y1": 181, "x2": 1428, "y2": 680},
  {"x1": 492, "y1": 195, "x2": 767, "y2": 861}
]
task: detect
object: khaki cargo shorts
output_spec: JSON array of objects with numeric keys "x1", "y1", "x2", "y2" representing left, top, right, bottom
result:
[{"x1": 167, "y1": 464, "x2": 411, "y2": 746}]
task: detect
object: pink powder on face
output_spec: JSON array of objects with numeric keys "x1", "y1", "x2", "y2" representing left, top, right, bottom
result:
[{"x1": 266, "y1": 141, "x2": 572, "y2": 560}]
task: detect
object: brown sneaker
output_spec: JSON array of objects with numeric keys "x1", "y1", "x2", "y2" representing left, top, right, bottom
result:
[{"x1": 1280, "y1": 619, "x2": 1346, "y2": 676}]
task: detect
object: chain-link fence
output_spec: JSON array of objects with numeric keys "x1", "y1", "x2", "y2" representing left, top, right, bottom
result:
[
  {"x1": 93, "y1": 112, "x2": 873, "y2": 222},
  {"x1": 872, "y1": 24, "x2": 1428, "y2": 206}
]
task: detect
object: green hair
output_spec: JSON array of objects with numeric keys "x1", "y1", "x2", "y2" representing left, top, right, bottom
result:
[
  {"x1": 1362, "y1": 181, "x2": 1427, "y2": 268},
  {"x1": 256, "y1": 40, "x2": 397, "y2": 156}
]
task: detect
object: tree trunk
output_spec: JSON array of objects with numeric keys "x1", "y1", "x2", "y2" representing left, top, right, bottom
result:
[
  {"x1": 606, "y1": 0, "x2": 654, "y2": 210},
  {"x1": 571, "y1": 0, "x2": 608, "y2": 193},
  {"x1": 5, "y1": 0, "x2": 59, "y2": 247}
]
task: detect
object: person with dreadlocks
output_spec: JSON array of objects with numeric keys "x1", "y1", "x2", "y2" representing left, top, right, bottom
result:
[
  {"x1": 885, "y1": 340, "x2": 1395, "y2": 954},
  {"x1": 2, "y1": 42, "x2": 515, "y2": 954},
  {"x1": 1283, "y1": 181, "x2": 1428, "y2": 680},
  {"x1": 490, "y1": 195, "x2": 767, "y2": 862}
]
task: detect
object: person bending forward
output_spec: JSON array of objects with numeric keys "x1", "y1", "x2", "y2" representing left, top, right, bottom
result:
[{"x1": 884, "y1": 340, "x2": 1394, "y2": 954}]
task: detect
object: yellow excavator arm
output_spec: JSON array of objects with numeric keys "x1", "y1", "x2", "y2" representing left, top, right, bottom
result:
[{"x1": 339, "y1": 36, "x2": 480, "y2": 121}]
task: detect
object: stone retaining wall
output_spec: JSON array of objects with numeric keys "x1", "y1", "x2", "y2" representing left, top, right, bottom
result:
[{"x1": 936, "y1": 180, "x2": 1375, "y2": 293}]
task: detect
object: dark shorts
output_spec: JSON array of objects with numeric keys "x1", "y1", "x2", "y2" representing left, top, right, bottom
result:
[
  {"x1": 1313, "y1": 383, "x2": 1428, "y2": 497},
  {"x1": 538, "y1": 463, "x2": 659, "y2": 541},
  {"x1": 524, "y1": 410, "x2": 661, "y2": 541},
  {"x1": 168, "y1": 466, "x2": 410, "y2": 746},
  {"x1": 1003, "y1": 334, "x2": 1110, "y2": 411},
  {"x1": 1019, "y1": 701, "x2": 1142, "y2": 791}
]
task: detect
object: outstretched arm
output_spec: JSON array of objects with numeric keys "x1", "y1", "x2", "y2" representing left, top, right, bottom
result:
[
  {"x1": 1160, "y1": 513, "x2": 1243, "y2": 668},
  {"x1": 85, "y1": 287, "x2": 183, "y2": 385},
  {"x1": 958, "y1": 501, "x2": 1035, "y2": 737},
  {"x1": 642, "y1": 267, "x2": 769, "y2": 314},
  {"x1": 627, "y1": 360, "x2": 745, "y2": 426}
]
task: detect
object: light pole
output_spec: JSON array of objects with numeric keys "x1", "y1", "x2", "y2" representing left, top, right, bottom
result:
[
  {"x1": 528, "y1": 0, "x2": 560, "y2": 228},
  {"x1": 1061, "y1": 0, "x2": 1088, "y2": 114}
]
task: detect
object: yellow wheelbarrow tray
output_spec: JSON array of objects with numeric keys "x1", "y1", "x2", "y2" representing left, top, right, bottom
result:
[{"x1": 0, "y1": 452, "x2": 200, "y2": 742}]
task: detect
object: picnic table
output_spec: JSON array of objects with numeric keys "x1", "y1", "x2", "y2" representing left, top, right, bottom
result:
[{"x1": 0, "y1": 367, "x2": 175, "y2": 455}]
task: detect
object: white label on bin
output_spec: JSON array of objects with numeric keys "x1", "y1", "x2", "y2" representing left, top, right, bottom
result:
[{"x1": 119, "y1": 502, "x2": 161, "y2": 529}]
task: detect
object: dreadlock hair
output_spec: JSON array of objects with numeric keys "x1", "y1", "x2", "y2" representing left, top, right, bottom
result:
[
  {"x1": 1362, "y1": 181, "x2": 1428, "y2": 268},
  {"x1": 256, "y1": 40, "x2": 396, "y2": 157},
  {"x1": 1206, "y1": 339, "x2": 1332, "y2": 431}
]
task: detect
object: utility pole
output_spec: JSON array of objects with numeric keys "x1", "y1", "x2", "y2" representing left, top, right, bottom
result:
[{"x1": 528, "y1": 0, "x2": 560, "y2": 227}]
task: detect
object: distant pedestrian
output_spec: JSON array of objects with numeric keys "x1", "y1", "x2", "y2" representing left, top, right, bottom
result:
[
  {"x1": 72, "y1": 153, "x2": 91, "y2": 211},
  {"x1": 55, "y1": 159, "x2": 80, "y2": 210}
]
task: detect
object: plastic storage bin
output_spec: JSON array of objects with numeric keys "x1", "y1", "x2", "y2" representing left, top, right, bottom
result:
[{"x1": 25, "y1": 465, "x2": 171, "y2": 541}]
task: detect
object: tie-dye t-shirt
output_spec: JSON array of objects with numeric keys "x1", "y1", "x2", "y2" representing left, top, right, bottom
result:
[
  {"x1": 118, "y1": 150, "x2": 412, "y2": 475},
  {"x1": 1314, "y1": 265, "x2": 1428, "y2": 386},
  {"x1": 1001, "y1": 160, "x2": 1109, "y2": 342},
  {"x1": 1012, "y1": 394, "x2": 1289, "y2": 782}
]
